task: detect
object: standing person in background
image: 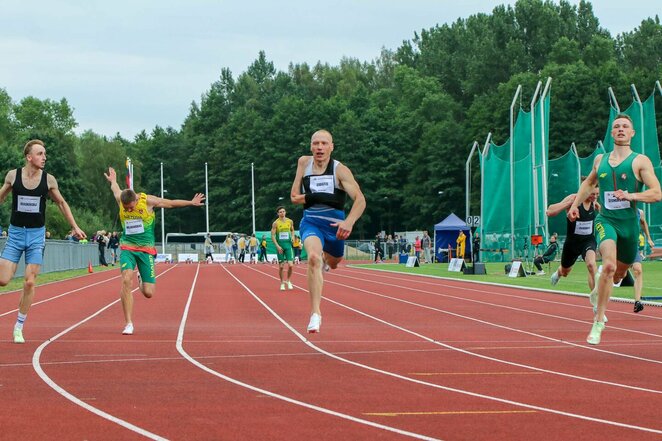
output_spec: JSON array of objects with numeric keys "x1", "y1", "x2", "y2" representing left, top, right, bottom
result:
[
  {"x1": 0, "y1": 139, "x2": 86, "y2": 343},
  {"x1": 633, "y1": 208, "x2": 655, "y2": 313},
  {"x1": 472, "y1": 232, "x2": 481, "y2": 263},
  {"x1": 290, "y1": 129, "x2": 366, "y2": 333},
  {"x1": 259, "y1": 235, "x2": 268, "y2": 263},
  {"x1": 97, "y1": 230, "x2": 109, "y2": 267},
  {"x1": 108, "y1": 231, "x2": 120, "y2": 266},
  {"x1": 373, "y1": 234, "x2": 384, "y2": 263},
  {"x1": 223, "y1": 234, "x2": 234, "y2": 263},
  {"x1": 456, "y1": 230, "x2": 466, "y2": 260},
  {"x1": 386, "y1": 234, "x2": 395, "y2": 261},
  {"x1": 204, "y1": 233, "x2": 214, "y2": 262},
  {"x1": 104, "y1": 167, "x2": 205, "y2": 335},
  {"x1": 568, "y1": 114, "x2": 661, "y2": 345},
  {"x1": 271, "y1": 206, "x2": 295, "y2": 290},
  {"x1": 293, "y1": 234, "x2": 302, "y2": 264},
  {"x1": 248, "y1": 234, "x2": 258, "y2": 263},
  {"x1": 237, "y1": 234, "x2": 247, "y2": 263},
  {"x1": 422, "y1": 231, "x2": 432, "y2": 263},
  {"x1": 414, "y1": 236, "x2": 422, "y2": 261}
]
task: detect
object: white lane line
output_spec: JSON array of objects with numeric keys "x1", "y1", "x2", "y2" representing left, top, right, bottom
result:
[
  {"x1": 32, "y1": 265, "x2": 179, "y2": 441},
  {"x1": 176, "y1": 264, "x2": 442, "y2": 441},
  {"x1": 231, "y1": 265, "x2": 662, "y2": 435},
  {"x1": 300, "y1": 268, "x2": 662, "y2": 361},
  {"x1": 0, "y1": 273, "x2": 121, "y2": 317}
]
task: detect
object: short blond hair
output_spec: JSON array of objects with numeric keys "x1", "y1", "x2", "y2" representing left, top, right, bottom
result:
[
  {"x1": 24, "y1": 139, "x2": 45, "y2": 156},
  {"x1": 311, "y1": 129, "x2": 333, "y2": 143}
]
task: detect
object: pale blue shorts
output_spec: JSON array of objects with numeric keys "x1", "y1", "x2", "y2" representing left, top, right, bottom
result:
[{"x1": 1, "y1": 225, "x2": 46, "y2": 265}]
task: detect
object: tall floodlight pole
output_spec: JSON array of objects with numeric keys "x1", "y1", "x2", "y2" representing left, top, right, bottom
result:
[
  {"x1": 205, "y1": 162, "x2": 210, "y2": 234},
  {"x1": 251, "y1": 162, "x2": 256, "y2": 235},
  {"x1": 509, "y1": 85, "x2": 522, "y2": 259},
  {"x1": 160, "y1": 162, "x2": 165, "y2": 254}
]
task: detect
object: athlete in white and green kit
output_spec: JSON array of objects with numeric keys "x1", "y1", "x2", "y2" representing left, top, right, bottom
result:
[{"x1": 569, "y1": 114, "x2": 661, "y2": 345}]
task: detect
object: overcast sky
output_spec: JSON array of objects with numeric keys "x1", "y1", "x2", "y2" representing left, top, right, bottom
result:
[{"x1": 1, "y1": 1, "x2": 659, "y2": 139}]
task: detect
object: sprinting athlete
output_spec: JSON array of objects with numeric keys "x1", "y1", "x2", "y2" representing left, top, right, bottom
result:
[
  {"x1": 290, "y1": 129, "x2": 366, "y2": 333},
  {"x1": 105, "y1": 167, "x2": 205, "y2": 335}
]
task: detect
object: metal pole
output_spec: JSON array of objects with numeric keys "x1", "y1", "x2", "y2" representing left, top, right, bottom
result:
[
  {"x1": 509, "y1": 85, "x2": 522, "y2": 259},
  {"x1": 539, "y1": 77, "x2": 552, "y2": 241},
  {"x1": 205, "y1": 162, "x2": 210, "y2": 234},
  {"x1": 160, "y1": 162, "x2": 165, "y2": 254},
  {"x1": 465, "y1": 141, "x2": 479, "y2": 224},
  {"x1": 251, "y1": 162, "x2": 256, "y2": 236},
  {"x1": 530, "y1": 81, "x2": 542, "y2": 233},
  {"x1": 608, "y1": 87, "x2": 621, "y2": 113},
  {"x1": 480, "y1": 132, "x2": 491, "y2": 263}
]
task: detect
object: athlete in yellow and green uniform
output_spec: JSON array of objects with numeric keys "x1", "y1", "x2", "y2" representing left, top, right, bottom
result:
[
  {"x1": 105, "y1": 167, "x2": 205, "y2": 335},
  {"x1": 271, "y1": 206, "x2": 295, "y2": 290}
]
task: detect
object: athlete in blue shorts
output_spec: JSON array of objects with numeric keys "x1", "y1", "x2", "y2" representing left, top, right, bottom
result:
[
  {"x1": 290, "y1": 129, "x2": 366, "y2": 333},
  {"x1": 0, "y1": 139, "x2": 86, "y2": 343}
]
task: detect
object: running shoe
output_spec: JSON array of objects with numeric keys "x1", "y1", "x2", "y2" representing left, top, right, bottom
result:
[
  {"x1": 13, "y1": 327, "x2": 25, "y2": 344},
  {"x1": 634, "y1": 300, "x2": 644, "y2": 313},
  {"x1": 280, "y1": 283, "x2": 286, "y2": 291},
  {"x1": 586, "y1": 321, "x2": 605, "y2": 345},
  {"x1": 287, "y1": 281, "x2": 293, "y2": 290},
  {"x1": 536, "y1": 270, "x2": 545, "y2": 276},
  {"x1": 122, "y1": 323, "x2": 134, "y2": 335},
  {"x1": 592, "y1": 305, "x2": 608, "y2": 323},
  {"x1": 307, "y1": 313, "x2": 322, "y2": 333},
  {"x1": 550, "y1": 271, "x2": 560, "y2": 286}
]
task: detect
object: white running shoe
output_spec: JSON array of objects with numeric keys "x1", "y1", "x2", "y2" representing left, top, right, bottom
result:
[
  {"x1": 550, "y1": 271, "x2": 560, "y2": 286},
  {"x1": 536, "y1": 270, "x2": 545, "y2": 276},
  {"x1": 280, "y1": 283, "x2": 286, "y2": 291},
  {"x1": 307, "y1": 313, "x2": 322, "y2": 333},
  {"x1": 592, "y1": 306, "x2": 608, "y2": 323},
  {"x1": 122, "y1": 323, "x2": 134, "y2": 335},
  {"x1": 13, "y1": 327, "x2": 25, "y2": 344},
  {"x1": 586, "y1": 321, "x2": 605, "y2": 345},
  {"x1": 287, "y1": 281, "x2": 293, "y2": 290}
]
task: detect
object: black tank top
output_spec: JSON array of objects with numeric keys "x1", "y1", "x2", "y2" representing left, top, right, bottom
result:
[
  {"x1": 301, "y1": 159, "x2": 347, "y2": 210},
  {"x1": 565, "y1": 201, "x2": 595, "y2": 241},
  {"x1": 11, "y1": 168, "x2": 48, "y2": 228}
]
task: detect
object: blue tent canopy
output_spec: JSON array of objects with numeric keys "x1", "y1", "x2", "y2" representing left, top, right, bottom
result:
[{"x1": 434, "y1": 213, "x2": 471, "y2": 262}]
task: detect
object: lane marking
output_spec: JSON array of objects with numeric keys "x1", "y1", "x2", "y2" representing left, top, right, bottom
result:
[
  {"x1": 411, "y1": 372, "x2": 542, "y2": 376},
  {"x1": 176, "y1": 265, "x2": 442, "y2": 441},
  {"x1": 365, "y1": 410, "x2": 538, "y2": 417},
  {"x1": 31, "y1": 265, "x2": 180, "y2": 441},
  {"x1": 235, "y1": 265, "x2": 662, "y2": 434}
]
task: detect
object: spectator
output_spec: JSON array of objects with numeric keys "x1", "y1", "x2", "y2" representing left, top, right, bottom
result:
[
  {"x1": 386, "y1": 234, "x2": 395, "y2": 260},
  {"x1": 108, "y1": 232, "x2": 120, "y2": 265},
  {"x1": 248, "y1": 234, "x2": 258, "y2": 263},
  {"x1": 422, "y1": 231, "x2": 432, "y2": 263},
  {"x1": 472, "y1": 232, "x2": 481, "y2": 262},
  {"x1": 456, "y1": 230, "x2": 466, "y2": 260},
  {"x1": 414, "y1": 236, "x2": 422, "y2": 261},
  {"x1": 373, "y1": 234, "x2": 384, "y2": 263},
  {"x1": 97, "y1": 230, "x2": 109, "y2": 267},
  {"x1": 204, "y1": 233, "x2": 214, "y2": 262},
  {"x1": 237, "y1": 234, "x2": 247, "y2": 263},
  {"x1": 224, "y1": 234, "x2": 234, "y2": 263},
  {"x1": 533, "y1": 233, "x2": 559, "y2": 275}
]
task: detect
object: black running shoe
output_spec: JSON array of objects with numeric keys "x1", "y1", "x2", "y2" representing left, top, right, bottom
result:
[{"x1": 633, "y1": 301, "x2": 644, "y2": 313}]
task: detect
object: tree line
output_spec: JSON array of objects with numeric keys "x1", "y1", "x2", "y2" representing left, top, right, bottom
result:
[{"x1": 0, "y1": 0, "x2": 660, "y2": 240}]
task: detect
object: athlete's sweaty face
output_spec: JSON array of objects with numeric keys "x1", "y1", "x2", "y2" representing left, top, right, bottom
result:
[
  {"x1": 27, "y1": 145, "x2": 47, "y2": 170},
  {"x1": 310, "y1": 131, "x2": 334, "y2": 162}
]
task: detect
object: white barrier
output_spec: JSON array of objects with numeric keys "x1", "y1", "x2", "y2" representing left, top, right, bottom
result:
[
  {"x1": 178, "y1": 253, "x2": 199, "y2": 262},
  {"x1": 155, "y1": 253, "x2": 173, "y2": 263}
]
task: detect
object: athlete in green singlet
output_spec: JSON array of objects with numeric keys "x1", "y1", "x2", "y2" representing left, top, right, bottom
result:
[
  {"x1": 568, "y1": 114, "x2": 661, "y2": 345},
  {"x1": 271, "y1": 206, "x2": 295, "y2": 290}
]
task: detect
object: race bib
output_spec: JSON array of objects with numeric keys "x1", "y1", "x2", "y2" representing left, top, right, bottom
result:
[
  {"x1": 603, "y1": 191, "x2": 631, "y2": 210},
  {"x1": 125, "y1": 219, "x2": 145, "y2": 235},
  {"x1": 279, "y1": 232, "x2": 290, "y2": 240},
  {"x1": 17, "y1": 195, "x2": 40, "y2": 213},
  {"x1": 309, "y1": 175, "x2": 334, "y2": 194},
  {"x1": 574, "y1": 220, "x2": 593, "y2": 235}
]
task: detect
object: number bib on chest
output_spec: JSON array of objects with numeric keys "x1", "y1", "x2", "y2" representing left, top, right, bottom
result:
[
  {"x1": 17, "y1": 195, "x2": 41, "y2": 213},
  {"x1": 125, "y1": 219, "x2": 145, "y2": 235},
  {"x1": 309, "y1": 175, "x2": 334, "y2": 194},
  {"x1": 279, "y1": 232, "x2": 290, "y2": 240},
  {"x1": 574, "y1": 220, "x2": 593, "y2": 235},
  {"x1": 603, "y1": 191, "x2": 631, "y2": 210}
]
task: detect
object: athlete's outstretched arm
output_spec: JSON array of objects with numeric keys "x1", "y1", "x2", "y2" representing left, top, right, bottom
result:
[
  {"x1": 48, "y1": 174, "x2": 86, "y2": 239},
  {"x1": 546, "y1": 194, "x2": 575, "y2": 217},
  {"x1": 147, "y1": 193, "x2": 205, "y2": 209},
  {"x1": 103, "y1": 167, "x2": 122, "y2": 204},
  {"x1": 569, "y1": 155, "x2": 600, "y2": 221}
]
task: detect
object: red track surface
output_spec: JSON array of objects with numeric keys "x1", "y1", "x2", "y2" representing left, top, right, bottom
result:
[{"x1": 2, "y1": 262, "x2": 662, "y2": 440}]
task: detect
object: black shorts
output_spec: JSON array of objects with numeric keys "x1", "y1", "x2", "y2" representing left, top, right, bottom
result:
[{"x1": 560, "y1": 237, "x2": 597, "y2": 269}]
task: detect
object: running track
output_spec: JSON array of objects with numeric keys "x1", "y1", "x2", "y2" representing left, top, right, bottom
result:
[{"x1": 1, "y1": 262, "x2": 661, "y2": 440}]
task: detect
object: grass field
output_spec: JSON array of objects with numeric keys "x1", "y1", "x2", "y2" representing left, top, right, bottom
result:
[
  {"x1": 0, "y1": 265, "x2": 116, "y2": 294},
  {"x1": 352, "y1": 259, "x2": 662, "y2": 306}
]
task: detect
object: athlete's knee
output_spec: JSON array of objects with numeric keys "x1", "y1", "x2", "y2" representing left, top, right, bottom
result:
[
  {"x1": 142, "y1": 284, "x2": 155, "y2": 299},
  {"x1": 308, "y1": 252, "x2": 323, "y2": 269},
  {"x1": 23, "y1": 277, "x2": 37, "y2": 291},
  {"x1": 601, "y1": 261, "x2": 617, "y2": 276},
  {"x1": 559, "y1": 267, "x2": 571, "y2": 277},
  {"x1": 632, "y1": 264, "x2": 642, "y2": 278}
]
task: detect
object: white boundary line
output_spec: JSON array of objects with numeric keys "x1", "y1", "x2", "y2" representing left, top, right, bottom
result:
[
  {"x1": 231, "y1": 265, "x2": 662, "y2": 435},
  {"x1": 31, "y1": 265, "x2": 179, "y2": 441},
  {"x1": 175, "y1": 264, "x2": 441, "y2": 441}
]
